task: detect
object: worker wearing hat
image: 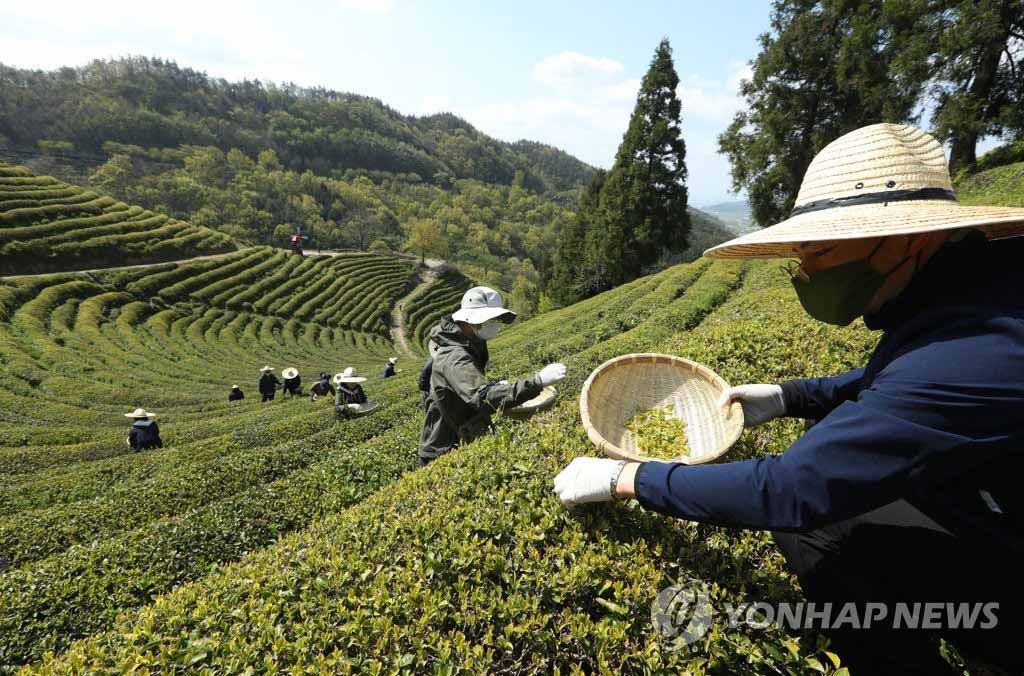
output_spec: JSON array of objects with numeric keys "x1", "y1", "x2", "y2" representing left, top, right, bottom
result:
[
  {"x1": 417, "y1": 286, "x2": 567, "y2": 467},
  {"x1": 383, "y1": 357, "x2": 398, "y2": 378},
  {"x1": 228, "y1": 385, "x2": 244, "y2": 402},
  {"x1": 257, "y1": 366, "x2": 280, "y2": 402},
  {"x1": 281, "y1": 367, "x2": 302, "y2": 397},
  {"x1": 124, "y1": 408, "x2": 162, "y2": 450},
  {"x1": 553, "y1": 124, "x2": 1024, "y2": 674}
]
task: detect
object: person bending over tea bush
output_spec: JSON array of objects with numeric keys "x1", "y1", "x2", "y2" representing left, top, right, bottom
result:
[
  {"x1": 555, "y1": 124, "x2": 1024, "y2": 676},
  {"x1": 418, "y1": 286, "x2": 567, "y2": 467}
]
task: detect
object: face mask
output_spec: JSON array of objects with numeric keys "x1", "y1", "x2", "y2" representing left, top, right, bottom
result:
[
  {"x1": 785, "y1": 247, "x2": 917, "y2": 326},
  {"x1": 476, "y1": 321, "x2": 501, "y2": 341}
]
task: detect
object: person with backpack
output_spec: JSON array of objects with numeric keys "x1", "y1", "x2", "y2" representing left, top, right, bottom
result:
[
  {"x1": 281, "y1": 367, "x2": 302, "y2": 397},
  {"x1": 258, "y1": 366, "x2": 280, "y2": 402},
  {"x1": 124, "y1": 408, "x2": 163, "y2": 451},
  {"x1": 310, "y1": 372, "x2": 335, "y2": 401},
  {"x1": 417, "y1": 286, "x2": 567, "y2": 467}
]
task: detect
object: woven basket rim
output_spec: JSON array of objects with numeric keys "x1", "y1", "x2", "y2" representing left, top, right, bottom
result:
[{"x1": 579, "y1": 353, "x2": 743, "y2": 464}]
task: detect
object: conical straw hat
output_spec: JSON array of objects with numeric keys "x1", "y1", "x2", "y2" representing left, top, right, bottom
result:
[
  {"x1": 282, "y1": 367, "x2": 299, "y2": 380},
  {"x1": 334, "y1": 367, "x2": 367, "y2": 384},
  {"x1": 124, "y1": 407, "x2": 156, "y2": 419},
  {"x1": 706, "y1": 123, "x2": 1024, "y2": 259}
]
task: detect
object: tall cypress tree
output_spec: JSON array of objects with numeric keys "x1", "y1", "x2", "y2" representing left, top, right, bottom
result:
[{"x1": 599, "y1": 39, "x2": 690, "y2": 285}]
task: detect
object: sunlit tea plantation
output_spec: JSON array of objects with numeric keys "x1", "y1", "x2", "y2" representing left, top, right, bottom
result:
[{"x1": 0, "y1": 155, "x2": 1020, "y2": 673}]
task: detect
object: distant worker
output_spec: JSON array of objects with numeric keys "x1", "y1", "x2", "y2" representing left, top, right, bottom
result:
[
  {"x1": 258, "y1": 366, "x2": 280, "y2": 402},
  {"x1": 334, "y1": 368, "x2": 368, "y2": 406},
  {"x1": 124, "y1": 408, "x2": 163, "y2": 451},
  {"x1": 418, "y1": 356, "x2": 434, "y2": 411},
  {"x1": 417, "y1": 286, "x2": 567, "y2": 467},
  {"x1": 309, "y1": 372, "x2": 335, "y2": 401},
  {"x1": 383, "y1": 357, "x2": 398, "y2": 378},
  {"x1": 281, "y1": 367, "x2": 302, "y2": 397},
  {"x1": 228, "y1": 384, "x2": 244, "y2": 402}
]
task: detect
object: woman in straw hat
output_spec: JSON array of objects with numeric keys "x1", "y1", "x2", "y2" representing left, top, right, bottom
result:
[
  {"x1": 417, "y1": 286, "x2": 567, "y2": 467},
  {"x1": 553, "y1": 124, "x2": 1024, "y2": 674},
  {"x1": 383, "y1": 356, "x2": 398, "y2": 379},
  {"x1": 124, "y1": 408, "x2": 162, "y2": 451},
  {"x1": 257, "y1": 366, "x2": 280, "y2": 402}
]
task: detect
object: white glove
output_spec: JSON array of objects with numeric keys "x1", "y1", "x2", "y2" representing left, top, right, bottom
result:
[
  {"x1": 535, "y1": 363, "x2": 567, "y2": 386},
  {"x1": 553, "y1": 457, "x2": 623, "y2": 507},
  {"x1": 718, "y1": 384, "x2": 786, "y2": 428}
]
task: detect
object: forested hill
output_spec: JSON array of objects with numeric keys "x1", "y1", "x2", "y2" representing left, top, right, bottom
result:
[{"x1": 0, "y1": 57, "x2": 594, "y2": 193}]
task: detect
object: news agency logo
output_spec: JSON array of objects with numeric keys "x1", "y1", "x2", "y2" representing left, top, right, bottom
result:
[
  {"x1": 651, "y1": 578, "x2": 714, "y2": 648},
  {"x1": 652, "y1": 578, "x2": 1000, "y2": 651}
]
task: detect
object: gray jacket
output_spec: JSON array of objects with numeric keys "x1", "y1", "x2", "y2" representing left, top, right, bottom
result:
[{"x1": 417, "y1": 317, "x2": 540, "y2": 460}]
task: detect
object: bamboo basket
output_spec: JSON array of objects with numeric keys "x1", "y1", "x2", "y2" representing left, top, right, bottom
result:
[
  {"x1": 503, "y1": 386, "x2": 558, "y2": 420},
  {"x1": 579, "y1": 353, "x2": 743, "y2": 464},
  {"x1": 345, "y1": 401, "x2": 379, "y2": 416}
]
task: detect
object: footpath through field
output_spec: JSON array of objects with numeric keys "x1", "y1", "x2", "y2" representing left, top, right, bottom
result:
[{"x1": 390, "y1": 258, "x2": 446, "y2": 359}]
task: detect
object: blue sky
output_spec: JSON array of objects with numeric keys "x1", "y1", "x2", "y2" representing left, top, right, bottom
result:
[{"x1": 3, "y1": 1, "x2": 778, "y2": 204}]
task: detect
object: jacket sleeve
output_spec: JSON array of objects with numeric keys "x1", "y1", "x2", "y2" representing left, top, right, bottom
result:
[
  {"x1": 444, "y1": 353, "x2": 542, "y2": 413},
  {"x1": 634, "y1": 343, "x2": 1009, "y2": 531},
  {"x1": 779, "y1": 367, "x2": 865, "y2": 420}
]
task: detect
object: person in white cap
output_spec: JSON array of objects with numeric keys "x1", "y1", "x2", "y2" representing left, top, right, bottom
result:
[
  {"x1": 552, "y1": 124, "x2": 1024, "y2": 674},
  {"x1": 124, "y1": 408, "x2": 162, "y2": 450},
  {"x1": 383, "y1": 357, "x2": 398, "y2": 379},
  {"x1": 418, "y1": 286, "x2": 567, "y2": 466},
  {"x1": 257, "y1": 366, "x2": 280, "y2": 402}
]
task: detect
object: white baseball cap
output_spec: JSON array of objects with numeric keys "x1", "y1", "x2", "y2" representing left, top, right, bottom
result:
[{"x1": 451, "y1": 286, "x2": 516, "y2": 325}]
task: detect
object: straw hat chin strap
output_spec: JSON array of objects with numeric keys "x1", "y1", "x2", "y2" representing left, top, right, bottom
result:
[{"x1": 790, "y1": 187, "x2": 958, "y2": 218}]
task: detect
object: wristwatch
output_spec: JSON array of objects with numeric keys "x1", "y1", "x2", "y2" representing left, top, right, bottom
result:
[{"x1": 610, "y1": 460, "x2": 627, "y2": 500}]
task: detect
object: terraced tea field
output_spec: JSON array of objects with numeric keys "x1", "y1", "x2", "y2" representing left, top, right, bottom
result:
[
  {"x1": 0, "y1": 164, "x2": 234, "y2": 274},
  {"x1": 0, "y1": 218, "x2": 881, "y2": 673}
]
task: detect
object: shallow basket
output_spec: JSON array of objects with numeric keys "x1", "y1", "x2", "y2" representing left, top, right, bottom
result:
[
  {"x1": 580, "y1": 353, "x2": 744, "y2": 464},
  {"x1": 346, "y1": 401, "x2": 379, "y2": 416},
  {"x1": 503, "y1": 386, "x2": 558, "y2": 420}
]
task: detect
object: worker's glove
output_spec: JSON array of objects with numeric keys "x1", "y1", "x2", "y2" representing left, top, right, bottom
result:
[
  {"x1": 718, "y1": 384, "x2": 786, "y2": 428},
  {"x1": 553, "y1": 457, "x2": 624, "y2": 507},
  {"x1": 535, "y1": 363, "x2": 567, "y2": 387}
]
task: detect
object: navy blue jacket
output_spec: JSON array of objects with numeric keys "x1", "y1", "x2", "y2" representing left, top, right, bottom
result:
[{"x1": 636, "y1": 234, "x2": 1024, "y2": 550}]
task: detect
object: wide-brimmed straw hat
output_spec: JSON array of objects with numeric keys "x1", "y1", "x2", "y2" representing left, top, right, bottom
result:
[
  {"x1": 451, "y1": 286, "x2": 517, "y2": 324},
  {"x1": 259, "y1": 365, "x2": 274, "y2": 372},
  {"x1": 124, "y1": 407, "x2": 156, "y2": 419},
  {"x1": 282, "y1": 367, "x2": 299, "y2": 380},
  {"x1": 388, "y1": 357, "x2": 397, "y2": 364},
  {"x1": 706, "y1": 123, "x2": 1024, "y2": 259},
  {"x1": 333, "y1": 367, "x2": 367, "y2": 385}
]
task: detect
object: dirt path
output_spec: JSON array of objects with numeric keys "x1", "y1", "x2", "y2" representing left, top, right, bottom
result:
[{"x1": 390, "y1": 260, "x2": 446, "y2": 359}]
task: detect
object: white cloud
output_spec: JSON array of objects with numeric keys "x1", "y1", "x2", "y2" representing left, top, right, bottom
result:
[
  {"x1": 338, "y1": 0, "x2": 394, "y2": 12},
  {"x1": 413, "y1": 95, "x2": 453, "y2": 115},
  {"x1": 533, "y1": 51, "x2": 624, "y2": 89}
]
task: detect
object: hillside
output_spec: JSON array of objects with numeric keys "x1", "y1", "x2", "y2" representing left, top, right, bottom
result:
[
  {"x1": 0, "y1": 249, "x2": 882, "y2": 674},
  {"x1": 699, "y1": 199, "x2": 757, "y2": 235},
  {"x1": 0, "y1": 58, "x2": 594, "y2": 195},
  {"x1": 957, "y1": 159, "x2": 1024, "y2": 208},
  {"x1": 0, "y1": 163, "x2": 234, "y2": 274}
]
